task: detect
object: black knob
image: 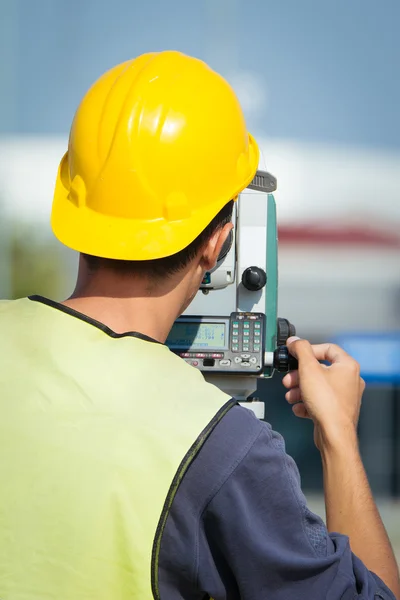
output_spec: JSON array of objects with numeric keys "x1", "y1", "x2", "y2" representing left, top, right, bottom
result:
[
  {"x1": 277, "y1": 318, "x2": 296, "y2": 346},
  {"x1": 242, "y1": 266, "x2": 267, "y2": 291},
  {"x1": 273, "y1": 345, "x2": 299, "y2": 373}
]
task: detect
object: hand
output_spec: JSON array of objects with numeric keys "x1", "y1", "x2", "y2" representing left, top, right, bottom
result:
[{"x1": 282, "y1": 337, "x2": 365, "y2": 450}]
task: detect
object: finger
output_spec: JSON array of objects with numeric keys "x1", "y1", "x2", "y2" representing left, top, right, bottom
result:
[
  {"x1": 288, "y1": 338, "x2": 358, "y2": 368},
  {"x1": 292, "y1": 403, "x2": 312, "y2": 419},
  {"x1": 303, "y1": 342, "x2": 354, "y2": 365},
  {"x1": 285, "y1": 387, "x2": 302, "y2": 404},
  {"x1": 287, "y1": 339, "x2": 321, "y2": 372},
  {"x1": 282, "y1": 370, "x2": 300, "y2": 389}
]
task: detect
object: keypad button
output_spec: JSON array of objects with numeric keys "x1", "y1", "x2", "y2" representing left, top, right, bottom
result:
[
  {"x1": 219, "y1": 359, "x2": 231, "y2": 367},
  {"x1": 255, "y1": 322, "x2": 261, "y2": 329},
  {"x1": 250, "y1": 357, "x2": 257, "y2": 364},
  {"x1": 243, "y1": 331, "x2": 249, "y2": 337},
  {"x1": 233, "y1": 322, "x2": 239, "y2": 329},
  {"x1": 254, "y1": 331, "x2": 260, "y2": 337},
  {"x1": 241, "y1": 361, "x2": 251, "y2": 367},
  {"x1": 253, "y1": 345, "x2": 260, "y2": 352},
  {"x1": 243, "y1": 346, "x2": 249, "y2": 352},
  {"x1": 232, "y1": 345, "x2": 239, "y2": 352},
  {"x1": 243, "y1": 322, "x2": 250, "y2": 329},
  {"x1": 241, "y1": 354, "x2": 251, "y2": 359},
  {"x1": 234, "y1": 356, "x2": 242, "y2": 363}
]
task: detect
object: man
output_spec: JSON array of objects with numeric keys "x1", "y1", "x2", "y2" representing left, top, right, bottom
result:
[{"x1": 0, "y1": 51, "x2": 398, "y2": 599}]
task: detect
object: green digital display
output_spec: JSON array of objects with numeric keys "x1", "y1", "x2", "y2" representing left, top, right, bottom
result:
[{"x1": 167, "y1": 322, "x2": 226, "y2": 349}]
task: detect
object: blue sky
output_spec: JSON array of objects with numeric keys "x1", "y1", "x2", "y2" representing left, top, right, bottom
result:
[{"x1": 1, "y1": 0, "x2": 400, "y2": 149}]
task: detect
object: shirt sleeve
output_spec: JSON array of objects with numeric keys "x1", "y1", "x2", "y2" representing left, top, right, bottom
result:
[{"x1": 197, "y1": 411, "x2": 396, "y2": 600}]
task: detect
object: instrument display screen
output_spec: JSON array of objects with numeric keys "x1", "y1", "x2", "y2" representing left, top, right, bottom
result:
[{"x1": 167, "y1": 322, "x2": 226, "y2": 349}]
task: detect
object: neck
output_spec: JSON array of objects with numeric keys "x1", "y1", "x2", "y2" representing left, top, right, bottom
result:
[{"x1": 62, "y1": 269, "x2": 191, "y2": 343}]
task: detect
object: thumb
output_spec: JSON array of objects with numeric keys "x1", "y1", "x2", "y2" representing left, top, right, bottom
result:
[{"x1": 287, "y1": 337, "x2": 321, "y2": 372}]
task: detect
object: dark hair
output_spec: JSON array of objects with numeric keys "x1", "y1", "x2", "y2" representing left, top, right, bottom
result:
[{"x1": 82, "y1": 200, "x2": 234, "y2": 278}]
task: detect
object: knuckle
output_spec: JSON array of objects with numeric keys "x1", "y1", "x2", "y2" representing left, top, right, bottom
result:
[
  {"x1": 348, "y1": 359, "x2": 360, "y2": 375},
  {"x1": 330, "y1": 342, "x2": 351, "y2": 360},
  {"x1": 328, "y1": 342, "x2": 341, "y2": 354}
]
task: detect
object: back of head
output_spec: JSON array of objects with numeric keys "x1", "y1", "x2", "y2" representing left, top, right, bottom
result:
[{"x1": 51, "y1": 51, "x2": 259, "y2": 270}]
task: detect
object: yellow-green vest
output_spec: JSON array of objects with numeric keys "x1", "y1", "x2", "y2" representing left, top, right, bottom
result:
[{"x1": 0, "y1": 297, "x2": 233, "y2": 599}]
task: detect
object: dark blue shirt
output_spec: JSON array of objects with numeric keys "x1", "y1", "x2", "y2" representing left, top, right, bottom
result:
[{"x1": 158, "y1": 405, "x2": 395, "y2": 599}]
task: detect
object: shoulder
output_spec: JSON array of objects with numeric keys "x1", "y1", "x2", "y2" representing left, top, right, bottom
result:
[
  {"x1": 185, "y1": 404, "x2": 267, "y2": 503},
  {"x1": 160, "y1": 403, "x2": 267, "y2": 521},
  {"x1": 161, "y1": 403, "x2": 273, "y2": 520}
]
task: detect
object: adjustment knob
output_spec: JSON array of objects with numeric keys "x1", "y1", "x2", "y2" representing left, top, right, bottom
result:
[
  {"x1": 273, "y1": 346, "x2": 299, "y2": 373},
  {"x1": 241, "y1": 266, "x2": 267, "y2": 291},
  {"x1": 277, "y1": 318, "x2": 296, "y2": 346}
]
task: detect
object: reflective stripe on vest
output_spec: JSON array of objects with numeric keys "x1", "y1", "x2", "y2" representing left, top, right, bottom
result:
[{"x1": 0, "y1": 298, "x2": 233, "y2": 599}]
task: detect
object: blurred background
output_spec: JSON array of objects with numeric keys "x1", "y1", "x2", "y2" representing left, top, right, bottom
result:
[{"x1": 1, "y1": 0, "x2": 399, "y2": 557}]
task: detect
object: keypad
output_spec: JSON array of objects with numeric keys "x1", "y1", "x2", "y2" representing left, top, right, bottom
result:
[{"x1": 230, "y1": 313, "x2": 263, "y2": 355}]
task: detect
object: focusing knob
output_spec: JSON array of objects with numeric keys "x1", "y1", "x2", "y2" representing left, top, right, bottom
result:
[
  {"x1": 273, "y1": 346, "x2": 299, "y2": 373},
  {"x1": 277, "y1": 318, "x2": 296, "y2": 346},
  {"x1": 242, "y1": 266, "x2": 267, "y2": 291}
]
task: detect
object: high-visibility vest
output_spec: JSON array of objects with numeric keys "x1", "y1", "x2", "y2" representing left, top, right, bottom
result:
[{"x1": 0, "y1": 297, "x2": 234, "y2": 599}]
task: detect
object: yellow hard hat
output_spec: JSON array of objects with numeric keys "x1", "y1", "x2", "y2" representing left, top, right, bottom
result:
[{"x1": 52, "y1": 51, "x2": 259, "y2": 260}]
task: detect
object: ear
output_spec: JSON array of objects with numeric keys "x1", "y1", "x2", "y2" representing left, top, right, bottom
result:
[{"x1": 200, "y1": 222, "x2": 234, "y2": 272}]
